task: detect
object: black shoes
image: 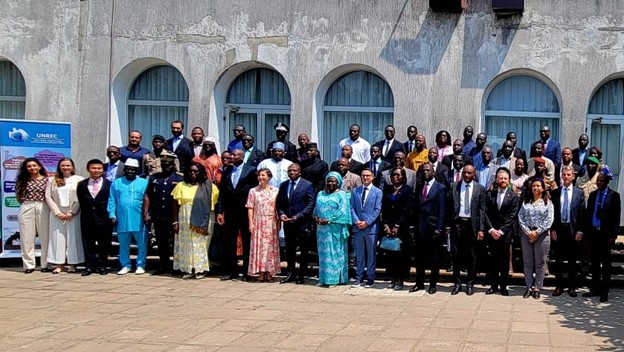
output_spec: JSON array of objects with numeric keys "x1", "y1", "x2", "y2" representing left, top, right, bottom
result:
[
  {"x1": 532, "y1": 290, "x2": 540, "y2": 299},
  {"x1": 568, "y1": 289, "x2": 577, "y2": 297},
  {"x1": 600, "y1": 294, "x2": 608, "y2": 302},
  {"x1": 220, "y1": 274, "x2": 237, "y2": 281},
  {"x1": 24, "y1": 269, "x2": 34, "y2": 274},
  {"x1": 98, "y1": 267, "x2": 108, "y2": 275},
  {"x1": 295, "y1": 277, "x2": 305, "y2": 285},
  {"x1": 409, "y1": 285, "x2": 424, "y2": 293},
  {"x1": 451, "y1": 283, "x2": 462, "y2": 295},
  {"x1": 82, "y1": 268, "x2": 93, "y2": 276},
  {"x1": 485, "y1": 287, "x2": 498, "y2": 295},
  {"x1": 523, "y1": 289, "x2": 532, "y2": 299},
  {"x1": 552, "y1": 287, "x2": 564, "y2": 297},
  {"x1": 466, "y1": 285, "x2": 474, "y2": 296},
  {"x1": 40, "y1": 267, "x2": 51, "y2": 273},
  {"x1": 280, "y1": 274, "x2": 296, "y2": 284},
  {"x1": 500, "y1": 288, "x2": 509, "y2": 296},
  {"x1": 427, "y1": 286, "x2": 437, "y2": 294}
]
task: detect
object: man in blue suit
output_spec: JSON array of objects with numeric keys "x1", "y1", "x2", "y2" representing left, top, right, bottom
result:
[
  {"x1": 410, "y1": 163, "x2": 447, "y2": 294},
  {"x1": 551, "y1": 165, "x2": 586, "y2": 297},
  {"x1": 350, "y1": 168, "x2": 383, "y2": 287},
  {"x1": 533, "y1": 125, "x2": 561, "y2": 166},
  {"x1": 277, "y1": 163, "x2": 316, "y2": 284},
  {"x1": 165, "y1": 120, "x2": 194, "y2": 172}
]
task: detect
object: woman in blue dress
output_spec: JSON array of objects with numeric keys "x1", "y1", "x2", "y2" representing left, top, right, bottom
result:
[{"x1": 313, "y1": 172, "x2": 352, "y2": 287}]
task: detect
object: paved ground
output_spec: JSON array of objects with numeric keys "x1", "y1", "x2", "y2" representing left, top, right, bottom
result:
[{"x1": 0, "y1": 266, "x2": 622, "y2": 352}]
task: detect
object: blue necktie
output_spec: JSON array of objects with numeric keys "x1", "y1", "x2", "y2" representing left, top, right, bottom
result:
[
  {"x1": 592, "y1": 191, "x2": 605, "y2": 228},
  {"x1": 232, "y1": 166, "x2": 241, "y2": 188},
  {"x1": 561, "y1": 188, "x2": 570, "y2": 223}
]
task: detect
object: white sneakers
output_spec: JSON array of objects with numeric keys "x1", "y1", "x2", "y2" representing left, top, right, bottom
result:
[
  {"x1": 117, "y1": 267, "x2": 130, "y2": 275},
  {"x1": 135, "y1": 267, "x2": 145, "y2": 275}
]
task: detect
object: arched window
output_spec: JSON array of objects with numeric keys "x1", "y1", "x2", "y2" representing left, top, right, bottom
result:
[
  {"x1": 322, "y1": 71, "x2": 394, "y2": 162},
  {"x1": 0, "y1": 60, "x2": 26, "y2": 119},
  {"x1": 128, "y1": 65, "x2": 188, "y2": 141},
  {"x1": 587, "y1": 78, "x2": 624, "y2": 191},
  {"x1": 225, "y1": 68, "x2": 291, "y2": 152},
  {"x1": 484, "y1": 75, "x2": 560, "y2": 153}
]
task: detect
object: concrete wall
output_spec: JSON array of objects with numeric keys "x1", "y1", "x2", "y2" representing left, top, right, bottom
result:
[{"x1": 1, "y1": 0, "x2": 624, "y2": 170}]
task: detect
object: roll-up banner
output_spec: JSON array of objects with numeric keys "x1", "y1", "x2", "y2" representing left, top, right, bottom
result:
[{"x1": 0, "y1": 119, "x2": 71, "y2": 258}]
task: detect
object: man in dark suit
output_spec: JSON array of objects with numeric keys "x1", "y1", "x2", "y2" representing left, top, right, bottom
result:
[
  {"x1": 241, "y1": 134, "x2": 266, "y2": 168},
  {"x1": 551, "y1": 165, "x2": 586, "y2": 297},
  {"x1": 77, "y1": 159, "x2": 113, "y2": 276},
  {"x1": 582, "y1": 173, "x2": 621, "y2": 302},
  {"x1": 483, "y1": 167, "x2": 520, "y2": 296},
  {"x1": 449, "y1": 164, "x2": 486, "y2": 296},
  {"x1": 554, "y1": 147, "x2": 582, "y2": 186},
  {"x1": 572, "y1": 133, "x2": 589, "y2": 166},
  {"x1": 330, "y1": 145, "x2": 364, "y2": 175},
  {"x1": 266, "y1": 122, "x2": 298, "y2": 162},
  {"x1": 428, "y1": 147, "x2": 449, "y2": 188},
  {"x1": 365, "y1": 145, "x2": 392, "y2": 187},
  {"x1": 496, "y1": 132, "x2": 526, "y2": 161},
  {"x1": 302, "y1": 143, "x2": 330, "y2": 193},
  {"x1": 447, "y1": 154, "x2": 466, "y2": 186},
  {"x1": 277, "y1": 163, "x2": 316, "y2": 284},
  {"x1": 216, "y1": 149, "x2": 258, "y2": 281},
  {"x1": 403, "y1": 125, "x2": 418, "y2": 154},
  {"x1": 166, "y1": 120, "x2": 194, "y2": 172},
  {"x1": 442, "y1": 139, "x2": 472, "y2": 169},
  {"x1": 104, "y1": 146, "x2": 125, "y2": 182},
  {"x1": 532, "y1": 125, "x2": 561, "y2": 166},
  {"x1": 373, "y1": 125, "x2": 405, "y2": 161},
  {"x1": 350, "y1": 168, "x2": 383, "y2": 287},
  {"x1": 410, "y1": 163, "x2": 447, "y2": 294}
]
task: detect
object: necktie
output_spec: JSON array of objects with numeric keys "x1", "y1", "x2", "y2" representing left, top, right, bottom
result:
[
  {"x1": 371, "y1": 161, "x2": 377, "y2": 176},
  {"x1": 592, "y1": 191, "x2": 605, "y2": 228},
  {"x1": 362, "y1": 186, "x2": 368, "y2": 206},
  {"x1": 288, "y1": 181, "x2": 296, "y2": 199},
  {"x1": 422, "y1": 182, "x2": 428, "y2": 201},
  {"x1": 232, "y1": 166, "x2": 241, "y2": 188},
  {"x1": 92, "y1": 179, "x2": 99, "y2": 198},
  {"x1": 409, "y1": 141, "x2": 414, "y2": 152},
  {"x1": 464, "y1": 183, "x2": 470, "y2": 216},
  {"x1": 562, "y1": 188, "x2": 570, "y2": 223},
  {"x1": 383, "y1": 141, "x2": 390, "y2": 156},
  {"x1": 455, "y1": 170, "x2": 460, "y2": 182}
]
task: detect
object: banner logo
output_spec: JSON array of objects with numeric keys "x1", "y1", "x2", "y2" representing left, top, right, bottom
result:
[{"x1": 8, "y1": 128, "x2": 30, "y2": 142}]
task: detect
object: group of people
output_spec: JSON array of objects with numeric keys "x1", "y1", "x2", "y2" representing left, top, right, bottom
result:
[{"x1": 14, "y1": 120, "x2": 621, "y2": 302}]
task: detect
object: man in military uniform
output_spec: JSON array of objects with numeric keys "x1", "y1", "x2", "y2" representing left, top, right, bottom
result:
[
  {"x1": 142, "y1": 151, "x2": 183, "y2": 275},
  {"x1": 143, "y1": 134, "x2": 180, "y2": 177}
]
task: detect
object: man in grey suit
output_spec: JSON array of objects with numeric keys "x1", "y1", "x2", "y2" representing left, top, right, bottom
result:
[
  {"x1": 551, "y1": 165, "x2": 586, "y2": 297},
  {"x1": 449, "y1": 164, "x2": 486, "y2": 296},
  {"x1": 350, "y1": 168, "x2": 383, "y2": 287}
]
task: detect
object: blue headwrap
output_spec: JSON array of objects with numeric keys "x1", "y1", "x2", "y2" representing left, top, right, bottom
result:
[{"x1": 325, "y1": 171, "x2": 344, "y2": 188}]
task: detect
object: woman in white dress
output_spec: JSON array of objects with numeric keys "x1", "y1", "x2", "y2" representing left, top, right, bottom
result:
[{"x1": 45, "y1": 158, "x2": 85, "y2": 274}]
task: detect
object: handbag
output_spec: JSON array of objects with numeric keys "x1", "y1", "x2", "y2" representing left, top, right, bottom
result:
[{"x1": 380, "y1": 236, "x2": 402, "y2": 251}]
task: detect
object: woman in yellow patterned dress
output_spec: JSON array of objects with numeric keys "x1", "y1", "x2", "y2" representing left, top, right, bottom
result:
[{"x1": 172, "y1": 162, "x2": 219, "y2": 279}]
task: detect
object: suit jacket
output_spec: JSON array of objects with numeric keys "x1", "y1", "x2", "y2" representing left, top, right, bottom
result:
[
  {"x1": 76, "y1": 177, "x2": 112, "y2": 228},
  {"x1": 380, "y1": 167, "x2": 417, "y2": 190},
  {"x1": 277, "y1": 178, "x2": 316, "y2": 230},
  {"x1": 441, "y1": 153, "x2": 472, "y2": 169},
  {"x1": 350, "y1": 184, "x2": 382, "y2": 235},
  {"x1": 550, "y1": 186, "x2": 586, "y2": 237},
  {"x1": 413, "y1": 180, "x2": 447, "y2": 234},
  {"x1": 373, "y1": 139, "x2": 406, "y2": 160},
  {"x1": 572, "y1": 147, "x2": 588, "y2": 166},
  {"x1": 449, "y1": 181, "x2": 486, "y2": 233},
  {"x1": 403, "y1": 140, "x2": 416, "y2": 154},
  {"x1": 447, "y1": 167, "x2": 463, "y2": 186},
  {"x1": 433, "y1": 162, "x2": 449, "y2": 188},
  {"x1": 244, "y1": 147, "x2": 266, "y2": 168},
  {"x1": 45, "y1": 175, "x2": 84, "y2": 216},
  {"x1": 381, "y1": 184, "x2": 413, "y2": 229},
  {"x1": 166, "y1": 136, "x2": 194, "y2": 172},
  {"x1": 532, "y1": 139, "x2": 562, "y2": 166},
  {"x1": 483, "y1": 188, "x2": 520, "y2": 242},
  {"x1": 363, "y1": 159, "x2": 393, "y2": 187},
  {"x1": 218, "y1": 163, "x2": 258, "y2": 213},
  {"x1": 330, "y1": 159, "x2": 364, "y2": 175},
  {"x1": 586, "y1": 187, "x2": 621, "y2": 240},
  {"x1": 554, "y1": 163, "x2": 582, "y2": 186},
  {"x1": 103, "y1": 161, "x2": 125, "y2": 181}
]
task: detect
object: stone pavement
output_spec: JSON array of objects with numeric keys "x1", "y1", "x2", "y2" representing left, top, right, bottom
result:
[{"x1": 0, "y1": 267, "x2": 623, "y2": 352}]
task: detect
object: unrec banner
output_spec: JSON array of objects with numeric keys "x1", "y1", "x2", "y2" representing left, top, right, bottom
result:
[{"x1": 0, "y1": 119, "x2": 71, "y2": 258}]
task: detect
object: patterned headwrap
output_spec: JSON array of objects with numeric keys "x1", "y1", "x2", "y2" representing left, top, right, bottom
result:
[{"x1": 325, "y1": 171, "x2": 344, "y2": 188}]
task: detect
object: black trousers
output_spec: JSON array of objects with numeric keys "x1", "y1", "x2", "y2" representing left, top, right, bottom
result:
[
  {"x1": 589, "y1": 228, "x2": 612, "y2": 294},
  {"x1": 415, "y1": 232, "x2": 444, "y2": 287},
  {"x1": 452, "y1": 220, "x2": 477, "y2": 285},
  {"x1": 386, "y1": 229, "x2": 412, "y2": 280},
  {"x1": 489, "y1": 238, "x2": 510, "y2": 289},
  {"x1": 223, "y1": 212, "x2": 251, "y2": 276},
  {"x1": 283, "y1": 221, "x2": 310, "y2": 279},
  {"x1": 554, "y1": 226, "x2": 580, "y2": 289},
  {"x1": 82, "y1": 224, "x2": 112, "y2": 269},
  {"x1": 153, "y1": 220, "x2": 174, "y2": 271}
]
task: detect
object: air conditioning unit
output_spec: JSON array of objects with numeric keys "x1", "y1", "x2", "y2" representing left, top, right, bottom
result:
[
  {"x1": 492, "y1": 0, "x2": 524, "y2": 14},
  {"x1": 430, "y1": 0, "x2": 469, "y2": 13}
]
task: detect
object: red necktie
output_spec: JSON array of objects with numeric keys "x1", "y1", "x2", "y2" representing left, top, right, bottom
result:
[
  {"x1": 422, "y1": 182, "x2": 428, "y2": 201},
  {"x1": 455, "y1": 171, "x2": 460, "y2": 182}
]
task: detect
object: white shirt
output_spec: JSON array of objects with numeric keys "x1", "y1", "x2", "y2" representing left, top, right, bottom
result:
[
  {"x1": 338, "y1": 137, "x2": 371, "y2": 163},
  {"x1": 459, "y1": 181, "x2": 473, "y2": 217},
  {"x1": 560, "y1": 185, "x2": 573, "y2": 223},
  {"x1": 382, "y1": 139, "x2": 394, "y2": 156},
  {"x1": 257, "y1": 158, "x2": 293, "y2": 188},
  {"x1": 362, "y1": 184, "x2": 371, "y2": 204},
  {"x1": 497, "y1": 187, "x2": 507, "y2": 209},
  {"x1": 172, "y1": 135, "x2": 183, "y2": 151},
  {"x1": 422, "y1": 178, "x2": 435, "y2": 199},
  {"x1": 88, "y1": 177, "x2": 103, "y2": 198}
]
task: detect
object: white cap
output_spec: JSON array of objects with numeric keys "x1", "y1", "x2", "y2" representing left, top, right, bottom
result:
[{"x1": 124, "y1": 158, "x2": 139, "y2": 168}]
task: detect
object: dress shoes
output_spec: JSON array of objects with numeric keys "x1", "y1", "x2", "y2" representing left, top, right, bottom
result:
[
  {"x1": 387, "y1": 280, "x2": 396, "y2": 289},
  {"x1": 451, "y1": 283, "x2": 462, "y2": 295},
  {"x1": 466, "y1": 285, "x2": 474, "y2": 296},
  {"x1": 427, "y1": 287, "x2": 437, "y2": 294},
  {"x1": 24, "y1": 268, "x2": 35, "y2": 274},
  {"x1": 280, "y1": 274, "x2": 296, "y2": 284},
  {"x1": 220, "y1": 274, "x2": 237, "y2": 281},
  {"x1": 523, "y1": 289, "x2": 532, "y2": 298},
  {"x1": 98, "y1": 267, "x2": 108, "y2": 275},
  {"x1": 295, "y1": 277, "x2": 305, "y2": 285},
  {"x1": 552, "y1": 287, "x2": 564, "y2": 297},
  {"x1": 532, "y1": 290, "x2": 540, "y2": 299},
  {"x1": 240, "y1": 275, "x2": 250, "y2": 282},
  {"x1": 567, "y1": 288, "x2": 577, "y2": 297},
  {"x1": 500, "y1": 288, "x2": 509, "y2": 296},
  {"x1": 582, "y1": 291, "x2": 600, "y2": 298},
  {"x1": 393, "y1": 283, "x2": 403, "y2": 291},
  {"x1": 599, "y1": 294, "x2": 608, "y2": 303},
  {"x1": 485, "y1": 287, "x2": 498, "y2": 295},
  {"x1": 81, "y1": 268, "x2": 94, "y2": 276},
  {"x1": 40, "y1": 267, "x2": 51, "y2": 273},
  {"x1": 409, "y1": 285, "x2": 424, "y2": 293}
]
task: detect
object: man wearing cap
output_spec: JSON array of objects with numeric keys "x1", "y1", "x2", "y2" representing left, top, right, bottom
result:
[
  {"x1": 337, "y1": 124, "x2": 371, "y2": 164},
  {"x1": 166, "y1": 120, "x2": 194, "y2": 172},
  {"x1": 527, "y1": 142, "x2": 555, "y2": 178},
  {"x1": 143, "y1": 154, "x2": 183, "y2": 275},
  {"x1": 193, "y1": 137, "x2": 222, "y2": 181},
  {"x1": 257, "y1": 142, "x2": 293, "y2": 188},
  {"x1": 144, "y1": 135, "x2": 180, "y2": 177},
  {"x1": 241, "y1": 134, "x2": 266, "y2": 168},
  {"x1": 266, "y1": 122, "x2": 297, "y2": 162},
  {"x1": 107, "y1": 158, "x2": 149, "y2": 275},
  {"x1": 301, "y1": 142, "x2": 329, "y2": 193},
  {"x1": 228, "y1": 125, "x2": 246, "y2": 152},
  {"x1": 190, "y1": 127, "x2": 205, "y2": 157},
  {"x1": 120, "y1": 130, "x2": 150, "y2": 173}
]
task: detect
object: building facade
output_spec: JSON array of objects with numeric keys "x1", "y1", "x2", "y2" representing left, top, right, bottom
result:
[{"x1": 1, "y1": 0, "x2": 623, "y2": 194}]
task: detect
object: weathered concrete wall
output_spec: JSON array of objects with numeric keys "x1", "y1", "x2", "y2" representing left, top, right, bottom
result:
[{"x1": 1, "y1": 0, "x2": 624, "y2": 170}]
